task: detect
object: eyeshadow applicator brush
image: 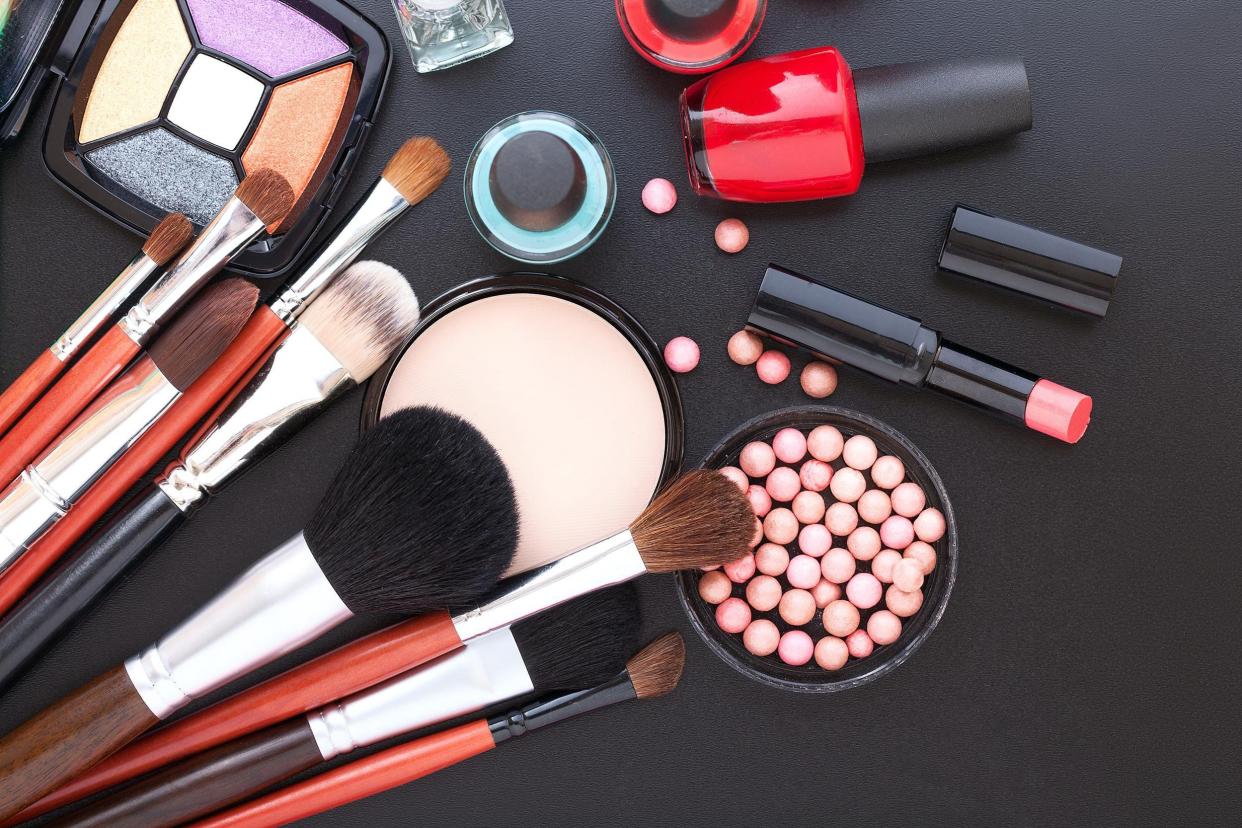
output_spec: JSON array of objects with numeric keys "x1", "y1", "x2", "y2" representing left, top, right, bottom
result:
[
  {"x1": 0, "y1": 262, "x2": 420, "y2": 692},
  {"x1": 0, "y1": 213, "x2": 194, "y2": 438},
  {"x1": 51, "y1": 586, "x2": 640, "y2": 828},
  {"x1": 0, "y1": 406, "x2": 519, "y2": 819},
  {"x1": 190, "y1": 633, "x2": 686, "y2": 828}
]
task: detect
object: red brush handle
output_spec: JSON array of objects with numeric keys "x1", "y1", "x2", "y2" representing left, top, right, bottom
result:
[
  {"x1": 190, "y1": 720, "x2": 497, "y2": 828},
  {"x1": 0, "y1": 350, "x2": 67, "y2": 439}
]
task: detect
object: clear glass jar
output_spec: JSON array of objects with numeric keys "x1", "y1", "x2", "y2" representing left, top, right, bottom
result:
[{"x1": 391, "y1": 0, "x2": 514, "y2": 73}]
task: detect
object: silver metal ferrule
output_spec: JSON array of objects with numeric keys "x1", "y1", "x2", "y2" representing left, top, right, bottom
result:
[
  {"x1": 450, "y1": 529, "x2": 646, "y2": 642},
  {"x1": 124, "y1": 533, "x2": 352, "y2": 719},
  {"x1": 269, "y1": 178, "x2": 408, "y2": 324},
  {"x1": 156, "y1": 324, "x2": 353, "y2": 513},
  {"x1": 0, "y1": 358, "x2": 177, "y2": 574},
  {"x1": 51, "y1": 253, "x2": 160, "y2": 361},
  {"x1": 120, "y1": 196, "x2": 264, "y2": 345},
  {"x1": 307, "y1": 626, "x2": 532, "y2": 761}
]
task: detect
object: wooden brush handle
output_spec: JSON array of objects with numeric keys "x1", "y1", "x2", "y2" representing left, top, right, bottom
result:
[
  {"x1": 49, "y1": 718, "x2": 325, "y2": 828},
  {"x1": 190, "y1": 720, "x2": 497, "y2": 828},
  {"x1": 0, "y1": 350, "x2": 67, "y2": 439},
  {"x1": 0, "y1": 665, "x2": 158, "y2": 820}
]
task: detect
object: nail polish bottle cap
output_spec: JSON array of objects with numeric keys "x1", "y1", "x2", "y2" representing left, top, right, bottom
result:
[{"x1": 489, "y1": 130, "x2": 587, "y2": 232}]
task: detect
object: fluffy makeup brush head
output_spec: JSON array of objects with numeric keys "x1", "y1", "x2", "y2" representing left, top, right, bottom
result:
[
  {"x1": 306, "y1": 406, "x2": 519, "y2": 615},
  {"x1": 383, "y1": 137, "x2": 452, "y2": 206},
  {"x1": 627, "y1": 632, "x2": 685, "y2": 700},
  {"x1": 630, "y1": 470, "x2": 755, "y2": 573},
  {"x1": 235, "y1": 169, "x2": 296, "y2": 230},
  {"x1": 299, "y1": 261, "x2": 420, "y2": 381},
  {"x1": 148, "y1": 278, "x2": 258, "y2": 391},
  {"x1": 512, "y1": 583, "x2": 641, "y2": 692},
  {"x1": 142, "y1": 213, "x2": 194, "y2": 266}
]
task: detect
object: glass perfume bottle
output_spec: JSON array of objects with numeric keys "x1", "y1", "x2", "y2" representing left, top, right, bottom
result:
[{"x1": 391, "y1": 0, "x2": 514, "y2": 73}]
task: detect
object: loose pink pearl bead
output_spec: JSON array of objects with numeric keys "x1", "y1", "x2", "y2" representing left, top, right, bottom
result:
[
  {"x1": 823, "y1": 599, "x2": 860, "y2": 637},
  {"x1": 845, "y1": 572, "x2": 883, "y2": 609},
  {"x1": 779, "y1": 589, "x2": 817, "y2": 626},
  {"x1": 904, "y1": 541, "x2": 937, "y2": 575},
  {"x1": 755, "y1": 350, "x2": 791, "y2": 384},
  {"x1": 800, "y1": 361, "x2": 838, "y2": 399},
  {"x1": 763, "y1": 508, "x2": 799, "y2": 545},
  {"x1": 792, "y1": 490, "x2": 826, "y2": 525},
  {"x1": 807, "y1": 425, "x2": 844, "y2": 462},
  {"x1": 754, "y1": 543, "x2": 790, "y2": 576},
  {"x1": 723, "y1": 553, "x2": 756, "y2": 584},
  {"x1": 886, "y1": 586, "x2": 924, "y2": 618},
  {"x1": 892, "y1": 558, "x2": 925, "y2": 592},
  {"x1": 814, "y1": 636, "x2": 849, "y2": 670},
  {"x1": 739, "y1": 441, "x2": 776, "y2": 477},
  {"x1": 846, "y1": 628, "x2": 875, "y2": 659},
  {"x1": 698, "y1": 570, "x2": 733, "y2": 604},
  {"x1": 847, "y1": 526, "x2": 881, "y2": 561},
  {"x1": 742, "y1": 619, "x2": 780, "y2": 657},
  {"x1": 870, "y1": 455, "x2": 905, "y2": 489},
  {"x1": 641, "y1": 177, "x2": 677, "y2": 214},
  {"x1": 797, "y1": 523, "x2": 832, "y2": 557},
  {"x1": 727, "y1": 330, "x2": 764, "y2": 366},
  {"x1": 824, "y1": 502, "x2": 858, "y2": 536},
  {"x1": 871, "y1": 549, "x2": 903, "y2": 583},
  {"x1": 867, "y1": 610, "x2": 902, "y2": 645},
  {"x1": 914, "y1": 508, "x2": 947, "y2": 542},
  {"x1": 786, "y1": 554, "x2": 822, "y2": 589},
  {"x1": 746, "y1": 484, "x2": 772, "y2": 518},
  {"x1": 890, "y1": 482, "x2": 926, "y2": 518},
  {"x1": 778, "y1": 630, "x2": 815, "y2": 666},
  {"x1": 810, "y1": 579, "x2": 841, "y2": 608},
  {"x1": 856, "y1": 489, "x2": 892, "y2": 525},
  {"x1": 745, "y1": 575, "x2": 783, "y2": 612},
  {"x1": 719, "y1": 466, "x2": 748, "y2": 493},
  {"x1": 715, "y1": 597, "x2": 751, "y2": 634},
  {"x1": 772, "y1": 428, "x2": 808, "y2": 464},
  {"x1": 798, "y1": 459, "x2": 832, "y2": 492},
  {"x1": 765, "y1": 467, "x2": 801, "y2": 502},
  {"x1": 663, "y1": 336, "x2": 700, "y2": 374},
  {"x1": 829, "y1": 467, "x2": 866, "y2": 503},
  {"x1": 842, "y1": 435, "x2": 878, "y2": 470},
  {"x1": 820, "y1": 548, "x2": 855, "y2": 584},
  {"x1": 879, "y1": 515, "x2": 915, "y2": 550},
  {"x1": 715, "y1": 217, "x2": 749, "y2": 253}
]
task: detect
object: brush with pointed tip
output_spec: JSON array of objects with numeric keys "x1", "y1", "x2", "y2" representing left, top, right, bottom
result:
[
  {"x1": 0, "y1": 406, "x2": 518, "y2": 820},
  {"x1": 0, "y1": 262, "x2": 420, "y2": 693},
  {"x1": 187, "y1": 633, "x2": 685, "y2": 828},
  {"x1": 0, "y1": 213, "x2": 194, "y2": 439},
  {"x1": 0, "y1": 172, "x2": 293, "y2": 488},
  {"x1": 51, "y1": 585, "x2": 640, "y2": 828}
]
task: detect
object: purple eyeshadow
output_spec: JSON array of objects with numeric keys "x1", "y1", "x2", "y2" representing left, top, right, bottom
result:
[{"x1": 185, "y1": 0, "x2": 347, "y2": 77}]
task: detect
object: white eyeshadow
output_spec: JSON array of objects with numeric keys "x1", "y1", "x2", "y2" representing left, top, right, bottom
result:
[{"x1": 167, "y1": 55, "x2": 264, "y2": 150}]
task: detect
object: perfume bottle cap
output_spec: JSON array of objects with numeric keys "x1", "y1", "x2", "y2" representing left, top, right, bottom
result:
[
  {"x1": 646, "y1": 0, "x2": 737, "y2": 39},
  {"x1": 489, "y1": 130, "x2": 587, "y2": 232}
]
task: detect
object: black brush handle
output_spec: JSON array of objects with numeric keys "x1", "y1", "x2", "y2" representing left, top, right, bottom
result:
[
  {"x1": 50, "y1": 717, "x2": 324, "y2": 828},
  {"x1": 0, "y1": 487, "x2": 184, "y2": 693}
]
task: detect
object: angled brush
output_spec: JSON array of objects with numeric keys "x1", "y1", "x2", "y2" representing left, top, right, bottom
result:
[
  {"x1": 0, "y1": 263, "x2": 419, "y2": 692},
  {"x1": 0, "y1": 406, "x2": 518, "y2": 820}
]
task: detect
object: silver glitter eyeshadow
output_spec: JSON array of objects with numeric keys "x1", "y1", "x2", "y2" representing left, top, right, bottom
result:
[{"x1": 87, "y1": 128, "x2": 239, "y2": 225}]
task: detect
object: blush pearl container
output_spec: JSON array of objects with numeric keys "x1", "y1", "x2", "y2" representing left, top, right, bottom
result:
[
  {"x1": 615, "y1": 0, "x2": 767, "y2": 74},
  {"x1": 677, "y1": 406, "x2": 957, "y2": 692}
]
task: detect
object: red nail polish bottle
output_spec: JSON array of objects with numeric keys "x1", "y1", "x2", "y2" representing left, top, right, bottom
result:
[
  {"x1": 616, "y1": 0, "x2": 767, "y2": 74},
  {"x1": 680, "y1": 46, "x2": 1033, "y2": 203}
]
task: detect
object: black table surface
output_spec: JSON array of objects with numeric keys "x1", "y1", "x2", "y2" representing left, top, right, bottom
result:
[{"x1": 2, "y1": 1, "x2": 1240, "y2": 825}]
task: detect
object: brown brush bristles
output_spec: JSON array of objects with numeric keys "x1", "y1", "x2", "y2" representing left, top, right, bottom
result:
[
  {"x1": 148, "y1": 279, "x2": 258, "y2": 391},
  {"x1": 235, "y1": 169, "x2": 296, "y2": 229},
  {"x1": 627, "y1": 632, "x2": 685, "y2": 700},
  {"x1": 629, "y1": 469, "x2": 755, "y2": 573},
  {"x1": 142, "y1": 213, "x2": 193, "y2": 266},
  {"x1": 382, "y1": 137, "x2": 452, "y2": 205}
]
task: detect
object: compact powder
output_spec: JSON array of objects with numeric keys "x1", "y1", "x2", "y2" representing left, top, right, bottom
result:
[
  {"x1": 185, "y1": 0, "x2": 348, "y2": 77},
  {"x1": 379, "y1": 292, "x2": 670, "y2": 576},
  {"x1": 167, "y1": 55, "x2": 265, "y2": 150}
]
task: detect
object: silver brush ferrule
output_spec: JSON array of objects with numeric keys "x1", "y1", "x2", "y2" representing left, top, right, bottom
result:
[
  {"x1": 125, "y1": 533, "x2": 352, "y2": 719},
  {"x1": 307, "y1": 626, "x2": 532, "y2": 761},
  {"x1": 450, "y1": 530, "x2": 646, "y2": 642},
  {"x1": 51, "y1": 253, "x2": 159, "y2": 361},
  {"x1": 157, "y1": 324, "x2": 354, "y2": 513},
  {"x1": 121, "y1": 196, "x2": 264, "y2": 345},
  {"x1": 269, "y1": 179, "x2": 408, "y2": 324}
]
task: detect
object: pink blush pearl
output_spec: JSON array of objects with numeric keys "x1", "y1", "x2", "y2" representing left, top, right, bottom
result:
[
  {"x1": 814, "y1": 636, "x2": 849, "y2": 670},
  {"x1": 746, "y1": 485, "x2": 772, "y2": 518},
  {"x1": 764, "y1": 467, "x2": 801, "y2": 502},
  {"x1": 754, "y1": 543, "x2": 789, "y2": 576},
  {"x1": 811, "y1": 579, "x2": 841, "y2": 608},
  {"x1": 823, "y1": 599, "x2": 861, "y2": 637},
  {"x1": 856, "y1": 489, "x2": 892, "y2": 525},
  {"x1": 719, "y1": 466, "x2": 748, "y2": 493},
  {"x1": 829, "y1": 467, "x2": 866, "y2": 503},
  {"x1": 842, "y1": 435, "x2": 878, "y2": 470},
  {"x1": 745, "y1": 575, "x2": 783, "y2": 612},
  {"x1": 879, "y1": 515, "x2": 915, "y2": 550},
  {"x1": 798, "y1": 460, "x2": 832, "y2": 492},
  {"x1": 778, "y1": 589, "x2": 817, "y2": 627},
  {"x1": 755, "y1": 350, "x2": 791, "y2": 384},
  {"x1": 820, "y1": 548, "x2": 855, "y2": 584},
  {"x1": 867, "y1": 610, "x2": 902, "y2": 645},
  {"x1": 797, "y1": 523, "x2": 832, "y2": 557},
  {"x1": 715, "y1": 597, "x2": 751, "y2": 634},
  {"x1": 890, "y1": 482, "x2": 926, "y2": 518},
  {"x1": 723, "y1": 553, "x2": 756, "y2": 584},
  {"x1": 845, "y1": 572, "x2": 883, "y2": 610},
  {"x1": 727, "y1": 330, "x2": 764, "y2": 366},
  {"x1": 824, "y1": 502, "x2": 858, "y2": 536},
  {"x1": 846, "y1": 628, "x2": 875, "y2": 659},
  {"x1": 698, "y1": 571, "x2": 732, "y2": 604},
  {"x1": 892, "y1": 558, "x2": 925, "y2": 592},
  {"x1": 871, "y1": 549, "x2": 903, "y2": 583},
  {"x1": 739, "y1": 441, "x2": 776, "y2": 477},
  {"x1": 663, "y1": 336, "x2": 700, "y2": 373},
  {"x1": 847, "y1": 527, "x2": 881, "y2": 561},
  {"x1": 778, "y1": 630, "x2": 815, "y2": 666},
  {"x1": 792, "y1": 490, "x2": 826, "y2": 525},
  {"x1": 871, "y1": 455, "x2": 905, "y2": 489},
  {"x1": 742, "y1": 619, "x2": 780, "y2": 657},
  {"x1": 772, "y1": 428, "x2": 808, "y2": 464},
  {"x1": 886, "y1": 586, "x2": 924, "y2": 618},
  {"x1": 763, "y1": 508, "x2": 799, "y2": 545},
  {"x1": 750, "y1": 518, "x2": 763, "y2": 548},
  {"x1": 786, "y1": 554, "x2": 822, "y2": 589},
  {"x1": 715, "y1": 217, "x2": 749, "y2": 253},
  {"x1": 641, "y1": 177, "x2": 677, "y2": 213},
  {"x1": 904, "y1": 541, "x2": 937, "y2": 575},
  {"x1": 914, "y1": 508, "x2": 947, "y2": 542},
  {"x1": 807, "y1": 425, "x2": 844, "y2": 462},
  {"x1": 800, "y1": 361, "x2": 838, "y2": 399}
]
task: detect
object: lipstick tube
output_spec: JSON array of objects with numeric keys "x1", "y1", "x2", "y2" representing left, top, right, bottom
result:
[{"x1": 747, "y1": 264, "x2": 1093, "y2": 444}]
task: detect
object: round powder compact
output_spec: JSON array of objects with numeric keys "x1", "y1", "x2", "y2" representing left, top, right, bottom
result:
[{"x1": 364, "y1": 274, "x2": 683, "y2": 577}]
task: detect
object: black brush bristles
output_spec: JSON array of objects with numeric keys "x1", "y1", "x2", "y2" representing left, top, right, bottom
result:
[
  {"x1": 511, "y1": 583, "x2": 641, "y2": 692},
  {"x1": 306, "y1": 406, "x2": 519, "y2": 615}
]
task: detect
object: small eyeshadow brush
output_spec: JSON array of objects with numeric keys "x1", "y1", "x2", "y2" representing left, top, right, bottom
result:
[
  {"x1": 51, "y1": 586, "x2": 640, "y2": 828},
  {"x1": 189, "y1": 634, "x2": 686, "y2": 828},
  {"x1": 0, "y1": 213, "x2": 194, "y2": 438},
  {"x1": 0, "y1": 262, "x2": 420, "y2": 692},
  {"x1": 0, "y1": 406, "x2": 519, "y2": 820}
]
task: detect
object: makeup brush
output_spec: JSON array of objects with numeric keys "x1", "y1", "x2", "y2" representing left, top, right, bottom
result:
[
  {"x1": 0, "y1": 279, "x2": 259, "y2": 576},
  {"x1": 189, "y1": 633, "x2": 685, "y2": 828},
  {"x1": 0, "y1": 406, "x2": 519, "y2": 820},
  {"x1": 0, "y1": 170, "x2": 294, "y2": 488},
  {"x1": 12, "y1": 470, "x2": 747, "y2": 819},
  {"x1": 0, "y1": 213, "x2": 194, "y2": 438},
  {"x1": 50, "y1": 586, "x2": 640, "y2": 828},
  {"x1": 0, "y1": 140, "x2": 451, "y2": 619},
  {"x1": 0, "y1": 262, "x2": 420, "y2": 692}
]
